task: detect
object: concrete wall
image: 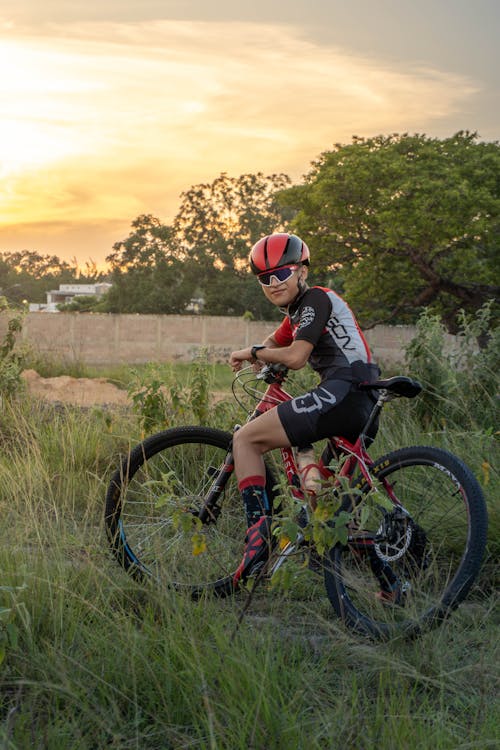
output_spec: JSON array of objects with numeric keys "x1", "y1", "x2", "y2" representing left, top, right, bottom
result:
[{"x1": 2, "y1": 312, "x2": 419, "y2": 366}]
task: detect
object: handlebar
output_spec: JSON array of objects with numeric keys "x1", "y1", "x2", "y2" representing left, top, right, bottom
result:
[{"x1": 256, "y1": 363, "x2": 289, "y2": 384}]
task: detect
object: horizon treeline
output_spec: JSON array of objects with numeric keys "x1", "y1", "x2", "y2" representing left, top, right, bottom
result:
[{"x1": 1, "y1": 131, "x2": 498, "y2": 331}]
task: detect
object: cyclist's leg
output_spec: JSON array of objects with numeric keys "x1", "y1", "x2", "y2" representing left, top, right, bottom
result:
[
  {"x1": 232, "y1": 384, "x2": 376, "y2": 584},
  {"x1": 233, "y1": 408, "x2": 291, "y2": 483},
  {"x1": 232, "y1": 409, "x2": 292, "y2": 584}
]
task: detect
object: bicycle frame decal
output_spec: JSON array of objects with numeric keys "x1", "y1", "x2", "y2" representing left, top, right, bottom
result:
[{"x1": 281, "y1": 446, "x2": 303, "y2": 502}]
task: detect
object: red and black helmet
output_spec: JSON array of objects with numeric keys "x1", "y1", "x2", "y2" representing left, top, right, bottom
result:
[{"x1": 249, "y1": 233, "x2": 310, "y2": 275}]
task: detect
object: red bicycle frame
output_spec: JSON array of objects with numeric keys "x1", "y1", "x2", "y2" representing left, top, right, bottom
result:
[
  {"x1": 251, "y1": 379, "x2": 380, "y2": 504},
  {"x1": 248, "y1": 375, "x2": 404, "y2": 516}
]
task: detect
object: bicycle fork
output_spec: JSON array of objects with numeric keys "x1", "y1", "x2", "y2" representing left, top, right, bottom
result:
[{"x1": 197, "y1": 448, "x2": 235, "y2": 524}]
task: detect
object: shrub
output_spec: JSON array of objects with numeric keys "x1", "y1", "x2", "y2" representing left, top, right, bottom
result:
[
  {"x1": 127, "y1": 354, "x2": 217, "y2": 432},
  {"x1": 0, "y1": 298, "x2": 26, "y2": 399},
  {"x1": 405, "y1": 303, "x2": 499, "y2": 432}
]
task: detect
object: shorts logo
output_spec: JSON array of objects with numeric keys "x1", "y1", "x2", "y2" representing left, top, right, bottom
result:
[
  {"x1": 291, "y1": 387, "x2": 337, "y2": 414},
  {"x1": 299, "y1": 306, "x2": 315, "y2": 329}
]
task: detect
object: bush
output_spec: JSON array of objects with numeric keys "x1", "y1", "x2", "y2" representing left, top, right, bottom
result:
[
  {"x1": 0, "y1": 298, "x2": 26, "y2": 400},
  {"x1": 127, "y1": 354, "x2": 231, "y2": 433},
  {"x1": 405, "y1": 303, "x2": 499, "y2": 432}
]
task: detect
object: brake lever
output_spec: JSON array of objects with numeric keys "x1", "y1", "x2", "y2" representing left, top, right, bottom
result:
[{"x1": 257, "y1": 363, "x2": 289, "y2": 384}]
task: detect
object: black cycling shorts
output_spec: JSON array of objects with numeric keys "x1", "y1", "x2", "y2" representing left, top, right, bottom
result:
[{"x1": 277, "y1": 378, "x2": 377, "y2": 447}]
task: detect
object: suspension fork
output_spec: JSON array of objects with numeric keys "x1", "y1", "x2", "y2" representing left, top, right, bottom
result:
[{"x1": 197, "y1": 446, "x2": 236, "y2": 524}]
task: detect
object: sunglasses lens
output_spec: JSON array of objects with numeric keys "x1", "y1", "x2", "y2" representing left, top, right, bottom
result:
[{"x1": 258, "y1": 267, "x2": 296, "y2": 285}]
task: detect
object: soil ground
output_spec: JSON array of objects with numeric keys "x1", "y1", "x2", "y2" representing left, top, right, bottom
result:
[
  {"x1": 21, "y1": 370, "x2": 228, "y2": 407},
  {"x1": 22, "y1": 369, "x2": 130, "y2": 407}
]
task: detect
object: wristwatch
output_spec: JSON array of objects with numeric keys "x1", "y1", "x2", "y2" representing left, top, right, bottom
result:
[{"x1": 251, "y1": 344, "x2": 266, "y2": 361}]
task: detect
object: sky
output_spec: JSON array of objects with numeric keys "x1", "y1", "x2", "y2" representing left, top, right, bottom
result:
[{"x1": 1, "y1": 1, "x2": 498, "y2": 267}]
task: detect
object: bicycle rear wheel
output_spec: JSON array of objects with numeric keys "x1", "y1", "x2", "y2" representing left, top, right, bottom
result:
[
  {"x1": 324, "y1": 446, "x2": 488, "y2": 639},
  {"x1": 105, "y1": 426, "x2": 276, "y2": 597}
]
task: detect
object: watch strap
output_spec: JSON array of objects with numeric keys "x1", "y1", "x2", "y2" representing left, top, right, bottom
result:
[{"x1": 251, "y1": 345, "x2": 266, "y2": 361}]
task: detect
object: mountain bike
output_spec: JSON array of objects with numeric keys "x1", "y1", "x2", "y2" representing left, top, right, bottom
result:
[{"x1": 104, "y1": 364, "x2": 488, "y2": 639}]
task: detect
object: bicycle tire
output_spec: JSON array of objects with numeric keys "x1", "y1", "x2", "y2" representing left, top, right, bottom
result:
[
  {"x1": 105, "y1": 426, "x2": 276, "y2": 598},
  {"x1": 324, "y1": 446, "x2": 488, "y2": 639}
]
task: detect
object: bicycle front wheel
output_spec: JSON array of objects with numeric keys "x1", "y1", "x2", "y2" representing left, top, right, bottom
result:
[
  {"x1": 324, "y1": 446, "x2": 488, "y2": 639},
  {"x1": 105, "y1": 426, "x2": 276, "y2": 597}
]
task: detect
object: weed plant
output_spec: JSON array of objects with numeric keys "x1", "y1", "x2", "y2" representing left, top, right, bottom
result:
[{"x1": 127, "y1": 356, "x2": 239, "y2": 434}]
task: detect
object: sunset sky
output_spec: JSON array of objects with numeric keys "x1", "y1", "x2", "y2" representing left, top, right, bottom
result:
[{"x1": 1, "y1": 0, "x2": 498, "y2": 266}]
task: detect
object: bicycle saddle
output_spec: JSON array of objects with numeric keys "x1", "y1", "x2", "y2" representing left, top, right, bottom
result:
[{"x1": 359, "y1": 376, "x2": 423, "y2": 398}]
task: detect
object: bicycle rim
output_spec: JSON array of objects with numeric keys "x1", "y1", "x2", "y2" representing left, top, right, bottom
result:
[
  {"x1": 325, "y1": 446, "x2": 487, "y2": 639},
  {"x1": 105, "y1": 427, "x2": 260, "y2": 597}
]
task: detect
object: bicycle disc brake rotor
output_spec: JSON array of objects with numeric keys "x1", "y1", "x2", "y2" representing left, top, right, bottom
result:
[{"x1": 374, "y1": 511, "x2": 413, "y2": 562}]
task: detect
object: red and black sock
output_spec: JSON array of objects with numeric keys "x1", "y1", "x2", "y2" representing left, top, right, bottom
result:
[{"x1": 238, "y1": 475, "x2": 270, "y2": 527}]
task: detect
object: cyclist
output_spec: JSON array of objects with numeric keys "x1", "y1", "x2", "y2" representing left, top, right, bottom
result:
[{"x1": 229, "y1": 232, "x2": 385, "y2": 589}]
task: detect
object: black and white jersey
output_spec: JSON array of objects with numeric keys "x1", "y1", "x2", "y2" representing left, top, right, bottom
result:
[{"x1": 272, "y1": 286, "x2": 374, "y2": 381}]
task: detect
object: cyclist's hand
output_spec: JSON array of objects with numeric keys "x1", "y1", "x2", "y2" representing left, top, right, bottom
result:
[
  {"x1": 229, "y1": 347, "x2": 252, "y2": 372},
  {"x1": 251, "y1": 360, "x2": 264, "y2": 373}
]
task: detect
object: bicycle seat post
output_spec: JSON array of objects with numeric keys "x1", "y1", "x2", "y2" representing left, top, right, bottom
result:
[{"x1": 360, "y1": 392, "x2": 385, "y2": 443}]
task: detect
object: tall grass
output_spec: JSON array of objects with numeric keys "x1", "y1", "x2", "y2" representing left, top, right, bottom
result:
[{"x1": 0, "y1": 318, "x2": 498, "y2": 748}]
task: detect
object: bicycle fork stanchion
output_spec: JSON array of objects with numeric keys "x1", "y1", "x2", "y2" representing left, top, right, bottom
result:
[{"x1": 198, "y1": 448, "x2": 235, "y2": 524}]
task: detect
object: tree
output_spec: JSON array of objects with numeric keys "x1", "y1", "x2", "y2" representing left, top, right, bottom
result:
[
  {"x1": 57, "y1": 295, "x2": 102, "y2": 313},
  {"x1": 104, "y1": 214, "x2": 196, "y2": 314},
  {"x1": 174, "y1": 171, "x2": 291, "y2": 266},
  {"x1": 0, "y1": 251, "x2": 87, "y2": 305},
  {"x1": 105, "y1": 175, "x2": 291, "y2": 318},
  {"x1": 279, "y1": 132, "x2": 500, "y2": 331},
  {"x1": 173, "y1": 172, "x2": 290, "y2": 319}
]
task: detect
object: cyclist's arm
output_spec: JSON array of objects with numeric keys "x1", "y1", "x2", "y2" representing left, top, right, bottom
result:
[
  {"x1": 229, "y1": 339, "x2": 312, "y2": 371},
  {"x1": 230, "y1": 334, "x2": 286, "y2": 371},
  {"x1": 250, "y1": 339, "x2": 313, "y2": 370},
  {"x1": 230, "y1": 329, "x2": 306, "y2": 370}
]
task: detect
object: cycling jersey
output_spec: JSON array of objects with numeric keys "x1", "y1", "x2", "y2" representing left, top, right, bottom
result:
[
  {"x1": 272, "y1": 286, "x2": 379, "y2": 447},
  {"x1": 272, "y1": 286, "x2": 375, "y2": 382}
]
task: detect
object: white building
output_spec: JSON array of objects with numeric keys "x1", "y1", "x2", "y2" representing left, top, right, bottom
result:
[{"x1": 29, "y1": 283, "x2": 112, "y2": 313}]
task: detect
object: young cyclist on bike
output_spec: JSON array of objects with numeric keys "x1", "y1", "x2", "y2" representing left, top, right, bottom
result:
[{"x1": 229, "y1": 232, "x2": 381, "y2": 587}]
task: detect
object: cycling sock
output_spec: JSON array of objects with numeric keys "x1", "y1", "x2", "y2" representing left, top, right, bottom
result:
[{"x1": 238, "y1": 475, "x2": 270, "y2": 527}]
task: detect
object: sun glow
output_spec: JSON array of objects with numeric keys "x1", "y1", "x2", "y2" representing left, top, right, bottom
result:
[
  {"x1": 0, "y1": 40, "x2": 105, "y2": 177},
  {"x1": 0, "y1": 20, "x2": 479, "y2": 262}
]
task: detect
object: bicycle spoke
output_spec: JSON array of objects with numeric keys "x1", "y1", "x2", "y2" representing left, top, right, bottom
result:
[{"x1": 105, "y1": 428, "x2": 260, "y2": 594}]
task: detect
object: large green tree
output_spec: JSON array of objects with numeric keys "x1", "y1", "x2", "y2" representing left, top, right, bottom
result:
[
  {"x1": 280, "y1": 132, "x2": 500, "y2": 330},
  {"x1": 173, "y1": 172, "x2": 290, "y2": 318},
  {"x1": 104, "y1": 214, "x2": 196, "y2": 314}
]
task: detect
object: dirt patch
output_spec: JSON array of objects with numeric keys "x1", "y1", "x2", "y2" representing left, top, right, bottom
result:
[
  {"x1": 22, "y1": 369, "x2": 130, "y2": 407},
  {"x1": 21, "y1": 370, "x2": 231, "y2": 408}
]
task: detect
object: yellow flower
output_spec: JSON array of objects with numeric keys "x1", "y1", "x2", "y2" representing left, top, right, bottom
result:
[{"x1": 192, "y1": 534, "x2": 207, "y2": 556}]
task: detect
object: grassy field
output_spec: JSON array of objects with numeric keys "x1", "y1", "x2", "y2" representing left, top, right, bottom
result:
[{"x1": 0, "y1": 356, "x2": 498, "y2": 748}]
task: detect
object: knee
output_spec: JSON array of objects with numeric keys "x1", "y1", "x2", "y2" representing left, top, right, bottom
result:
[{"x1": 233, "y1": 424, "x2": 265, "y2": 456}]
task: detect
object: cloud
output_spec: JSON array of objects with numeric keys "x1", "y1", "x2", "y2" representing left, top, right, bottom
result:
[{"x1": 0, "y1": 18, "x2": 479, "y2": 261}]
